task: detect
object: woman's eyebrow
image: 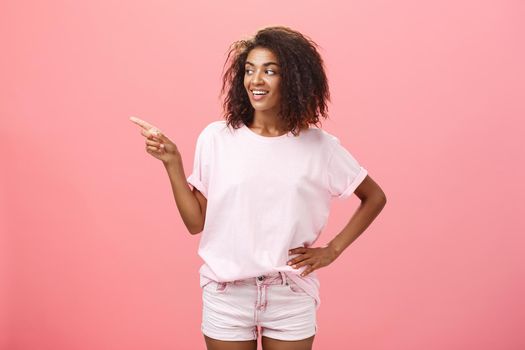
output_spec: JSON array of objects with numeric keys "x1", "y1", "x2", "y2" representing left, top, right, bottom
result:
[{"x1": 245, "y1": 61, "x2": 280, "y2": 67}]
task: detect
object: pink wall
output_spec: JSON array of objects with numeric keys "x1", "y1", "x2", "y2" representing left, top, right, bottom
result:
[{"x1": 1, "y1": 0, "x2": 524, "y2": 349}]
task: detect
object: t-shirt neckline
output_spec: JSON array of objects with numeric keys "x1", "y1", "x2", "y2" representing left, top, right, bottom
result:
[{"x1": 240, "y1": 123, "x2": 293, "y2": 142}]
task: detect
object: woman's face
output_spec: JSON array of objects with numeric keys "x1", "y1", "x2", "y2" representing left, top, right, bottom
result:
[{"x1": 243, "y1": 47, "x2": 282, "y2": 115}]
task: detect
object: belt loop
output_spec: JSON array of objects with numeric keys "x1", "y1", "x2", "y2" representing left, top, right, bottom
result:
[{"x1": 279, "y1": 271, "x2": 286, "y2": 285}]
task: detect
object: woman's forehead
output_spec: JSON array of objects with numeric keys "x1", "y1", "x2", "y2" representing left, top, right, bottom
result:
[{"x1": 246, "y1": 47, "x2": 279, "y2": 66}]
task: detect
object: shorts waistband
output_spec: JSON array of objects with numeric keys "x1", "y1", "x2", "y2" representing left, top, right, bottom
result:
[{"x1": 231, "y1": 271, "x2": 287, "y2": 286}]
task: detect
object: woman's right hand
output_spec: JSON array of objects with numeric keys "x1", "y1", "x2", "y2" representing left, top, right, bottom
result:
[{"x1": 129, "y1": 116, "x2": 181, "y2": 165}]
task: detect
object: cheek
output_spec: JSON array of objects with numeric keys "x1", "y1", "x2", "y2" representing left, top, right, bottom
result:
[
  {"x1": 271, "y1": 85, "x2": 281, "y2": 99},
  {"x1": 272, "y1": 80, "x2": 281, "y2": 95}
]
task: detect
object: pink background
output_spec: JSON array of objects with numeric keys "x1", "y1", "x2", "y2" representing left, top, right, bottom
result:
[{"x1": 1, "y1": 0, "x2": 524, "y2": 349}]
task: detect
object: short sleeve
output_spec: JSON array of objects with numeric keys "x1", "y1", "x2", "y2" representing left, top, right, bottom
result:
[
  {"x1": 186, "y1": 127, "x2": 212, "y2": 199},
  {"x1": 326, "y1": 137, "x2": 368, "y2": 200}
]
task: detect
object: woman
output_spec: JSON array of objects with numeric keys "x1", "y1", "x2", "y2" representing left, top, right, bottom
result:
[{"x1": 130, "y1": 26, "x2": 386, "y2": 350}]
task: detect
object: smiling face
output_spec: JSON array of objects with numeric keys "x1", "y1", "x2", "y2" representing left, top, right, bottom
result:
[{"x1": 243, "y1": 46, "x2": 282, "y2": 117}]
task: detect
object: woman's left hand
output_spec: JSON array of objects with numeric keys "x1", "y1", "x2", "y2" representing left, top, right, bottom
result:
[{"x1": 287, "y1": 245, "x2": 339, "y2": 277}]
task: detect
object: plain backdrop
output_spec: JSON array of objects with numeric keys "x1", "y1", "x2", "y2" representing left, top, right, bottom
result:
[{"x1": 1, "y1": 0, "x2": 524, "y2": 349}]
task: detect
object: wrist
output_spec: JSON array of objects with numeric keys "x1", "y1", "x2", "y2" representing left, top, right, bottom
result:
[
  {"x1": 325, "y1": 241, "x2": 342, "y2": 259},
  {"x1": 163, "y1": 155, "x2": 182, "y2": 168}
]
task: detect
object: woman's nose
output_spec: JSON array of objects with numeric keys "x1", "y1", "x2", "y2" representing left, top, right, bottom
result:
[{"x1": 251, "y1": 71, "x2": 263, "y2": 84}]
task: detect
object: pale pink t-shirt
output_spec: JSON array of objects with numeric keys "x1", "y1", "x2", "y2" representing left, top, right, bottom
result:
[{"x1": 186, "y1": 120, "x2": 368, "y2": 310}]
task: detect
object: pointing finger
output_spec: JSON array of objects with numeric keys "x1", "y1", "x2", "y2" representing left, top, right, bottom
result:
[
  {"x1": 131, "y1": 116, "x2": 164, "y2": 138},
  {"x1": 149, "y1": 127, "x2": 162, "y2": 137},
  {"x1": 141, "y1": 128, "x2": 162, "y2": 140},
  {"x1": 129, "y1": 116, "x2": 156, "y2": 131}
]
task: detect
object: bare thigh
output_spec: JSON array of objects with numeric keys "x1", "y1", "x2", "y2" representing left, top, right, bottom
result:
[
  {"x1": 204, "y1": 334, "x2": 258, "y2": 350},
  {"x1": 261, "y1": 334, "x2": 315, "y2": 350}
]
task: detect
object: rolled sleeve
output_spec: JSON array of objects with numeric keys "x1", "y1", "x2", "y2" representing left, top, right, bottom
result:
[
  {"x1": 326, "y1": 137, "x2": 368, "y2": 200},
  {"x1": 186, "y1": 128, "x2": 212, "y2": 199}
]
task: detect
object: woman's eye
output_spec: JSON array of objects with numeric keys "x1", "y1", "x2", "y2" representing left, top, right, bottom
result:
[{"x1": 245, "y1": 69, "x2": 276, "y2": 75}]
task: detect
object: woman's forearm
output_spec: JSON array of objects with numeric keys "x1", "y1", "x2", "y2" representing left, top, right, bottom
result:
[
  {"x1": 163, "y1": 158, "x2": 204, "y2": 235},
  {"x1": 327, "y1": 195, "x2": 387, "y2": 258}
]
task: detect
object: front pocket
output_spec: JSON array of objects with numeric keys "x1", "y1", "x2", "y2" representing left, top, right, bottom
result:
[
  {"x1": 202, "y1": 281, "x2": 213, "y2": 290},
  {"x1": 286, "y1": 279, "x2": 307, "y2": 294},
  {"x1": 203, "y1": 280, "x2": 229, "y2": 293},
  {"x1": 215, "y1": 281, "x2": 228, "y2": 293}
]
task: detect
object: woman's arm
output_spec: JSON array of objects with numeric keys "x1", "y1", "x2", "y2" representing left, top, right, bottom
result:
[
  {"x1": 192, "y1": 186, "x2": 208, "y2": 232},
  {"x1": 326, "y1": 175, "x2": 387, "y2": 257},
  {"x1": 129, "y1": 116, "x2": 205, "y2": 234},
  {"x1": 287, "y1": 174, "x2": 387, "y2": 277},
  {"x1": 163, "y1": 159, "x2": 206, "y2": 235}
]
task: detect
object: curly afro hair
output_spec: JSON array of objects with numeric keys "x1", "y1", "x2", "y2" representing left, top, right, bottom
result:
[{"x1": 219, "y1": 26, "x2": 331, "y2": 136}]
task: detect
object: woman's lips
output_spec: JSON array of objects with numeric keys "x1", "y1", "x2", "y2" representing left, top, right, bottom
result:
[
  {"x1": 253, "y1": 93, "x2": 268, "y2": 101},
  {"x1": 251, "y1": 90, "x2": 269, "y2": 101}
]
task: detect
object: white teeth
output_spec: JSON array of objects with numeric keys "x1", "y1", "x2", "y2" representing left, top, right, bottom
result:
[{"x1": 252, "y1": 90, "x2": 268, "y2": 95}]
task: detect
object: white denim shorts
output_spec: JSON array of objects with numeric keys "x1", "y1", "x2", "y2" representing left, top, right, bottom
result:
[{"x1": 201, "y1": 271, "x2": 317, "y2": 341}]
